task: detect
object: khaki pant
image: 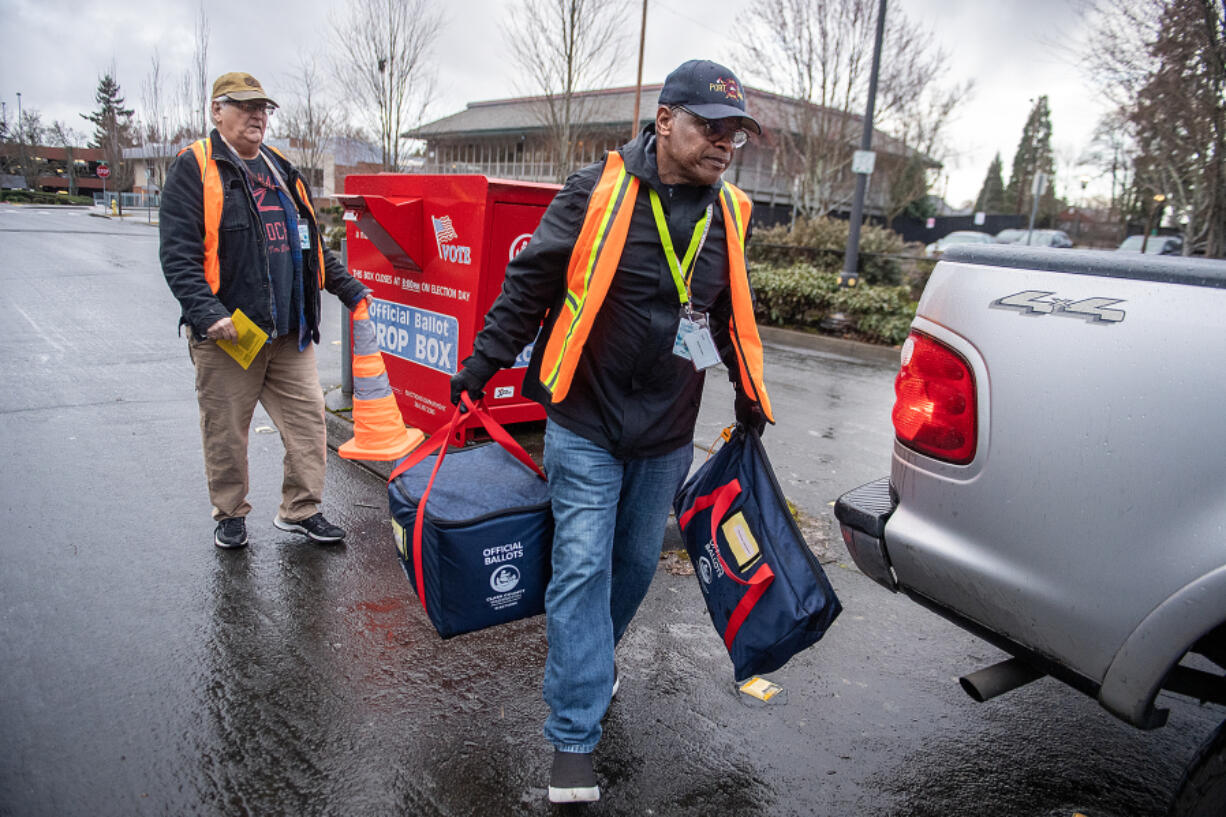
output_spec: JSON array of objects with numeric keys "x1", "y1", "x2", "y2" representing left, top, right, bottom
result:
[{"x1": 189, "y1": 335, "x2": 326, "y2": 522}]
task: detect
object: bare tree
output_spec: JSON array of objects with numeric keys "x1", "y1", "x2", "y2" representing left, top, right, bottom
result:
[
  {"x1": 48, "y1": 121, "x2": 83, "y2": 196},
  {"x1": 275, "y1": 58, "x2": 338, "y2": 191},
  {"x1": 505, "y1": 0, "x2": 626, "y2": 182},
  {"x1": 742, "y1": 0, "x2": 966, "y2": 218},
  {"x1": 878, "y1": 79, "x2": 967, "y2": 226},
  {"x1": 1084, "y1": 0, "x2": 1225, "y2": 256},
  {"x1": 332, "y1": 0, "x2": 443, "y2": 171},
  {"x1": 140, "y1": 50, "x2": 174, "y2": 193},
  {"x1": 1082, "y1": 107, "x2": 1139, "y2": 225},
  {"x1": 17, "y1": 109, "x2": 45, "y2": 189},
  {"x1": 193, "y1": 3, "x2": 211, "y2": 137}
]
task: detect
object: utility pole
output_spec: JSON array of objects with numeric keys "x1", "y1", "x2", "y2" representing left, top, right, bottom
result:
[
  {"x1": 16, "y1": 91, "x2": 29, "y2": 190},
  {"x1": 839, "y1": 0, "x2": 887, "y2": 289},
  {"x1": 631, "y1": 0, "x2": 648, "y2": 141}
]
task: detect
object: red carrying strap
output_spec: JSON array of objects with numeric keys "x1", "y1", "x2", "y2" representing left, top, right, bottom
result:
[
  {"x1": 387, "y1": 393, "x2": 547, "y2": 615},
  {"x1": 678, "y1": 478, "x2": 775, "y2": 650}
]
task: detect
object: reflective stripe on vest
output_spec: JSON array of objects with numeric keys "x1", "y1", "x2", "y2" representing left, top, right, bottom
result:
[
  {"x1": 185, "y1": 139, "x2": 223, "y2": 293},
  {"x1": 537, "y1": 153, "x2": 773, "y2": 423},
  {"x1": 719, "y1": 181, "x2": 773, "y2": 423},
  {"x1": 538, "y1": 152, "x2": 637, "y2": 399},
  {"x1": 181, "y1": 140, "x2": 326, "y2": 293}
]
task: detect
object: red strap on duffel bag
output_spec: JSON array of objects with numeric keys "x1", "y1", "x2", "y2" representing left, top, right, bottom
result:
[
  {"x1": 677, "y1": 478, "x2": 775, "y2": 651},
  {"x1": 387, "y1": 393, "x2": 547, "y2": 616}
]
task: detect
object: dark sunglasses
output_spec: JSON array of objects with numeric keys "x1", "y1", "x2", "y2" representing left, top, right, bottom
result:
[
  {"x1": 225, "y1": 99, "x2": 276, "y2": 116},
  {"x1": 674, "y1": 106, "x2": 749, "y2": 149}
]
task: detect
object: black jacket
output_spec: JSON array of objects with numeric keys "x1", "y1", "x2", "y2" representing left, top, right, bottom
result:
[
  {"x1": 464, "y1": 126, "x2": 742, "y2": 459},
  {"x1": 159, "y1": 129, "x2": 367, "y2": 342}
]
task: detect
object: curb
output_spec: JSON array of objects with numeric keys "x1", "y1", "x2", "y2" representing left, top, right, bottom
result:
[{"x1": 758, "y1": 324, "x2": 901, "y2": 366}]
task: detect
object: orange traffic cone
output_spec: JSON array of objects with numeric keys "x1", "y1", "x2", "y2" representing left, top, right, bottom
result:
[{"x1": 339, "y1": 301, "x2": 425, "y2": 461}]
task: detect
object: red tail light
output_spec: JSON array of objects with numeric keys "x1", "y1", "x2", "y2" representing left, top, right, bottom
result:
[{"x1": 892, "y1": 331, "x2": 977, "y2": 463}]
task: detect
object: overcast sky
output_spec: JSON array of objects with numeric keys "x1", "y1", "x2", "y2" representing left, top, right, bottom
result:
[{"x1": 0, "y1": 0, "x2": 1108, "y2": 207}]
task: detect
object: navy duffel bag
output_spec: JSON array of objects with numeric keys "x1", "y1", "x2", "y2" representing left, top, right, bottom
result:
[
  {"x1": 674, "y1": 426, "x2": 842, "y2": 680},
  {"x1": 387, "y1": 395, "x2": 552, "y2": 639}
]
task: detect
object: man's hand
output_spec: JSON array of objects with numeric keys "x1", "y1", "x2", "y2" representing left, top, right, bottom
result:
[
  {"x1": 450, "y1": 367, "x2": 490, "y2": 406},
  {"x1": 206, "y1": 317, "x2": 238, "y2": 342},
  {"x1": 735, "y1": 387, "x2": 767, "y2": 436}
]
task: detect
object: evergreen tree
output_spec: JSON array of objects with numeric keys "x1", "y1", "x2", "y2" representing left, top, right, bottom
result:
[
  {"x1": 82, "y1": 73, "x2": 135, "y2": 150},
  {"x1": 974, "y1": 152, "x2": 1006, "y2": 213},
  {"x1": 81, "y1": 72, "x2": 136, "y2": 201},
  {"x1": 1005, "y1": 96, "x2": 1056, "y2": 216}
]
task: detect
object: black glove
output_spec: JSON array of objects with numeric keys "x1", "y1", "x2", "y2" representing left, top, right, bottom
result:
[
  {"x1": 450, "y1": 367, "x2": 490, "y2": 406},
  {"x1": 734, "y1": 388, "x2": 767, "y2": 436}
]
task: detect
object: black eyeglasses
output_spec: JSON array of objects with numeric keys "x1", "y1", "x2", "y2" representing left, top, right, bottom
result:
[
  {"x1": 674, "y1": 106, "x2": 749, "y2": 149},
  {"x1": 225, "y1": 99, "x2": 276, "y2": 116}
]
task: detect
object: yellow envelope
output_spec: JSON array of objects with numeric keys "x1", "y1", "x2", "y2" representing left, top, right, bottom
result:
[
  {"x1": 215, "y1": 308, "x2": 268, "y2": 370},
  {"x1": 721, "y1": 511, "x2": 761, "y2": 570}
]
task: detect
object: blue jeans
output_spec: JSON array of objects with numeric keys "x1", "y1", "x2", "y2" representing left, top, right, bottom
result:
[{"x1": 541, "y1": 420, "x2": 694, "y2": 752}]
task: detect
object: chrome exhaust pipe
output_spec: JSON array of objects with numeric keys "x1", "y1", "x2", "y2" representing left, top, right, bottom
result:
[{"x1": 959, "y1": 657, "x2": 1044, "y2": 702}]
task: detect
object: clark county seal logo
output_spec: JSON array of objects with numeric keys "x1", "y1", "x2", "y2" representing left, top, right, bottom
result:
[{"x1": 490, "y1": 564, "x2": 521, "y2": 593}]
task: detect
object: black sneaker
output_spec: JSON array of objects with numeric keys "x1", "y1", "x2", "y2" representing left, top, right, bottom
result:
[
  {"x1": 548, "y1": 750, "x2": 599, "y2": 803},
  {"x1": 274, "y1": 512, "x2": 346, "y2": 543},
  {"x1": 214, "y1": 517, "x2": 248, "y2": 549}
]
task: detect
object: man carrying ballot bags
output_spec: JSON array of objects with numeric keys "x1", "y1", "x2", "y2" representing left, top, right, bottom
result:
[
  {"x1": 160, "y1": 72, "x2": 370, "y2": 550},
  {"x1": 449, "y1": 59, "x2": 773, "y2": 803}
]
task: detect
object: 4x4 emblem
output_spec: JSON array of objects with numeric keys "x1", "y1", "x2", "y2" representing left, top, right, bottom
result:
[{"x1": 991, "y1": 290, "x2": 1126, "y2": 324}]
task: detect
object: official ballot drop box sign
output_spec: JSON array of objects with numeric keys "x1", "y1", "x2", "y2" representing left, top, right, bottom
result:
[{"x1": 341, "y1": 175, "x2": 560, "y2": 437}]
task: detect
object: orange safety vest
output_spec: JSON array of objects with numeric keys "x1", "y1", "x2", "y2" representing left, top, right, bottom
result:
[
  {"x1": 538, "y1": 151, "x2": 774, "y2": 422},
  {"x1": 181, "y1": 138, "x2": 325, "y2": 294}
]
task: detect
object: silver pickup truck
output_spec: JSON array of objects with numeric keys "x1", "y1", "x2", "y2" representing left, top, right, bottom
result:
[{"x1": 835, "y1": 244, "x2": 1226, "y2": 815}]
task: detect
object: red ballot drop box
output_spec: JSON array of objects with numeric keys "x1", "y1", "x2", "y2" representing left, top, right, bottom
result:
[{"x1": 339, "y1": 175, "x2": 560, "y2": 439}]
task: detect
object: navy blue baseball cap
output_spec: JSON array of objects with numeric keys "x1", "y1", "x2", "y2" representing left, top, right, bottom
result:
[{"x1": 658, "y1": 59, "x2": 761, "y2": 134}]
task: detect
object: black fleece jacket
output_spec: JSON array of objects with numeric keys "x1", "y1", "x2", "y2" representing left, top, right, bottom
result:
[
  {"x1": 463, "y1": 125, "x2": 745, "y2": 459},
  {"x1": 159, "y1": 129, "x2": 367, "y2": 342}
]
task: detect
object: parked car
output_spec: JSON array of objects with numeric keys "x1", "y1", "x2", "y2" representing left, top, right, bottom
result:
[
  {"x1": 1023, "y1": 229, "x2": 1073, "y2": 248},
  {"x1": 835, "y1": 244, "x2": 1226, "y2": 816},
  {"x1": 924, "y1": 230, "x2": 994, "y2": 258},
  {"x1": 994, "y1": 228, "x2": 1074, "y2": 248},
  {"x1": 994, "y1": 228, "x2": 1027, "y2": 244},
  {"x1": 1118, "y1": 234, "x2": 1184, "y2": 255}
]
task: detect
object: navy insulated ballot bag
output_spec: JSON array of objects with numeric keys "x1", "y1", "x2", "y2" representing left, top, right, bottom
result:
[
  {"x1": 674, "y1": 426, "x2": 842, "y2": 680},
  {"x1": 387, "y1": 395, "x2": 552, "y2": 639}
]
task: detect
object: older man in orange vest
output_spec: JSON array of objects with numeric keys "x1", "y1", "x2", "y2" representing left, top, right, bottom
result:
[
  {"x1": 160, "y1": 73, "x2": 369, "y2": 550},
  {"x1": 450, "y1": 59, "x2": 772, "y2": 803}
]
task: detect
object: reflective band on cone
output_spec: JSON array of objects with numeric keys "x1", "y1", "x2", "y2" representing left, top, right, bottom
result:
[{"x1": 339, "y1": 301, "x2": 425, "y2": 461}]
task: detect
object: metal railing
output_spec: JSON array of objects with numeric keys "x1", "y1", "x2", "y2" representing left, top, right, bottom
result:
[{"x1": 93, "y1": 192, "x2": 161, "y2": 209}]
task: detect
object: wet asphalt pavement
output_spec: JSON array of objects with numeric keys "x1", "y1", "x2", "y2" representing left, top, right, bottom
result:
[{"x1": 1, "y1": 205, "x2": 1221, "y2": 816}]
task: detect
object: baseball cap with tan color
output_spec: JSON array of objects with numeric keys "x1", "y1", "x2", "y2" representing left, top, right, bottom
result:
[{"x1": 211, "y1": 72, "x2": 279, "y2": 107}]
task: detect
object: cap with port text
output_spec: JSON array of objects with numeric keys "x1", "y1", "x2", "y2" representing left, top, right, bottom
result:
[
  {"x1": 210, "y1": 72, "x2": 278, "y2": 107},
  {"x1": 658, "y1": 60, "x2": 760, "y2": 135}
]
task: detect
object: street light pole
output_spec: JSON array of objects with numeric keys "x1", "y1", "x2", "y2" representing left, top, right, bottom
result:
[{"x1": 839, "y1": 0, "x2": 887, "y2": 289}]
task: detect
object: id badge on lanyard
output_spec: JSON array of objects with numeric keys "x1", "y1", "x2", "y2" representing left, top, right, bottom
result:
[
  {"x1": 650, "y1": 189, "x2": 718, "y2": 372},
  {"x1": 674, "y1": 310, "x2": 721, "y2": 370}
]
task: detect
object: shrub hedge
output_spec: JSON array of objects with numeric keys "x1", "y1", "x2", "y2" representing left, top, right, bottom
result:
[
  {"x1": 749, "y1": 215, "x2": 909, "y2": 286},
  {"x1": 1, "y1": 190, "x2": 93, "y2": 205},
  {"x1": 742, "y1": 216, "x2": 926, "y2": 346},
  {"x1": 749, "y1": 263, "x2": 915, "y2": 346}
]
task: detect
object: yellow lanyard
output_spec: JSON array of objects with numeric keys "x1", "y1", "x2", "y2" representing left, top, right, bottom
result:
[{"x1": 649, "y1": 189, "x2": 712, "y2": 306}]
